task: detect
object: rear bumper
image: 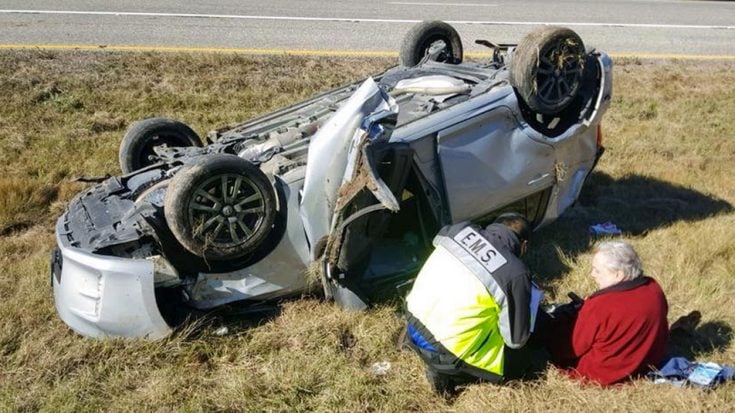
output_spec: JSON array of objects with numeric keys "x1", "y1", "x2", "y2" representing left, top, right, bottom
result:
[{"x1": 52, "y1": 216, "x2": 171, "y2": 339}]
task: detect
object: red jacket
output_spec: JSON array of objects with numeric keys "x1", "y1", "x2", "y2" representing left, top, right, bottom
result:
[{"x1": 552, "y1": 276, "x2": 669, "y2": 385}]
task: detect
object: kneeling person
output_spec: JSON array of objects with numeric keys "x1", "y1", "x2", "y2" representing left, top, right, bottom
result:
[{"x1": 405, "y1": 214, "x2": 534, "y2": 394}]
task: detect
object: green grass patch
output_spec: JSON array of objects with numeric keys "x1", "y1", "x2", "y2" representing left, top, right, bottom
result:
[{"x1": 0, "y1": 50, "x2": 734, "y2": 411}]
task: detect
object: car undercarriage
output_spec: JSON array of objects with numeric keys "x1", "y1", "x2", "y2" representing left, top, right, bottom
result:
[{"x1": 52, "y1": 22, "x2": 612, "y2": 338}]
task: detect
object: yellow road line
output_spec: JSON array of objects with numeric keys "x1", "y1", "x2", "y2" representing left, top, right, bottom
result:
[
  {"x1": 608, "y1": 52, "x2": 735, "y2": 60},
  {"x1": 0, "y1": 44, "x2": 398, "y2": 57},
  {"x1": 1, "y1": 43, "x2": 735, "y2": 60}
]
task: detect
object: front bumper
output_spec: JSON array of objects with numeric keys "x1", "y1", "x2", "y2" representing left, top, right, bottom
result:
[{"x1": 52, "y1": 216, "x2": 171, "y2": 339}]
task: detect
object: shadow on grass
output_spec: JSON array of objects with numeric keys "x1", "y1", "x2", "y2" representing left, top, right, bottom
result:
[
  {"x1": 156, "y1": 287, "x2": 289, "y2": 337},
  {"x1": 164, "y1": 302, "x2": 284, "y2": 340},
  {"x1": 668, "y1": 320, "x2": 734, "y2": 359},
  {"x1": 527, "y1": 171, "x2": 733, "y2": 284},
  {"x1": 208, "y1": 301, "x2": 284, "y2": 331}
]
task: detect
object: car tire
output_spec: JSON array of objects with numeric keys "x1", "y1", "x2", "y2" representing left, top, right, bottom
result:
[
  {"x1": 164, "y1": 154, "x2": 277, "y2": 261},
  {"x1": 510, "y1": 26, "x2": 586, "y2": 115},
  {"x1": 400, "y1": 20, "x2": 463, "y2": 67},
  {"x1": 119, "y1": 117, "x2": 202, "y2": 174}
]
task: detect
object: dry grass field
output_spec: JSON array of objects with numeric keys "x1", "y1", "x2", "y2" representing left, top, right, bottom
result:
[{"x1": 0, "y1": 50, "x2": 734, "y2": 412}]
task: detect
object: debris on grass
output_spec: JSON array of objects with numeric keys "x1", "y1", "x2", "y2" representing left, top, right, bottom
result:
[
  {"x1": 369, "y1": 361, "x2": 392, "y2": 376},
  {"x1": 589, "y1": 221, "x2": 622, "y2": 236}
]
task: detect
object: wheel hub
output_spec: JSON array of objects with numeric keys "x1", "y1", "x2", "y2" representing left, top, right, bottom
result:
[
  {"x1": 187, "y1": 173, "x2": 266, "y2": 248},
  {"x1": 534, "y1": 47, "x2": 582, "y2": 107}
]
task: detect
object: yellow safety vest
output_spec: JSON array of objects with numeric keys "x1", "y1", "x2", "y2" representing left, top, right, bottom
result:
[
  {"x1": 407, "y1": 223, "x2": 534, "y2": 377},
  {"x1": 407, "y1": 244, "x2": 506, "y2": 375}
]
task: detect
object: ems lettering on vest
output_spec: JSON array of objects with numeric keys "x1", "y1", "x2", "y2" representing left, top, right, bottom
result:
[{"x1": 454, "y1": 227, "x2": 508, "y2": 273}]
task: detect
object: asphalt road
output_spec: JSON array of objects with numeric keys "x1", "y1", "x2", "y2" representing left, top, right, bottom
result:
[{"x1": 2, "y1": 0, "x2": 735, "y2": 57}]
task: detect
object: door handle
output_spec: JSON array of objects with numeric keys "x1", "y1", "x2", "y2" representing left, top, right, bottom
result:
[{"x1": 528, "y1": 173, "x2": 550, "y2": 186}]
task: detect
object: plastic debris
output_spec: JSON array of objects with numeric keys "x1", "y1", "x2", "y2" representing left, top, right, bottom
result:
[
  {"x1": 589, "y1": 221, "x2": 622, "y2": 236},
  {"x1": 214, "y1": 326, "x2": 229, "y2": 336},
  {"x1": 688, "y1": 363, "x2": 724, "y2": 388},
  {"x1": 648, "y1": 357, "x2": 735, "y2": 389},
  {"x1": 369, "y1": 361, "x2": 392, "y2": 376},
  {"x1": 653, "y1": 377, "x2": 686, "y2": 388}
]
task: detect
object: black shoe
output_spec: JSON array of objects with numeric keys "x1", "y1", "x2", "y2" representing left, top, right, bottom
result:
[
  {"x1": 425, "y1": 368, "x2": 455, "y2": 396},
  {"x1": 670, "y1": 310, "x2": 702, "y2": 335}
]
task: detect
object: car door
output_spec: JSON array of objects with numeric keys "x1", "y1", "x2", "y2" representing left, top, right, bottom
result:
[
  {"x1": 300, "y1": 77, "x2": 397, "y2": 257},
  {"x1": 437, "y1": 106, "x2": 556, "y2": 223}
]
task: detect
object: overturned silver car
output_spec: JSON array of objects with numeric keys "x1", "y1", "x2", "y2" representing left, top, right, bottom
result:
[{"x1": 52, "y1": 22, "x2": 612, "y2": 339}]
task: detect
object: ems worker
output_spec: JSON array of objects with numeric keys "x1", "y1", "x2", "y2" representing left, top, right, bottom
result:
[{"x1": 405, "y1": 213, "x2": 535, "y2": 394}]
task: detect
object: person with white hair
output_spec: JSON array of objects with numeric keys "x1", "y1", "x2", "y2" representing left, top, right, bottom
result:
[{"x1": 547, "y1": 240, "x2": 669, "y2": 385}]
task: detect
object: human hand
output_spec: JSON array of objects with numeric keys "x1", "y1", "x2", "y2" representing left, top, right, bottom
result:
[
  {"x1": 549, "y1": 302, "x2": 579, "y2": 319},
  {"x1": 547, "y1": 292, "x2": 584, "y2": 319}
]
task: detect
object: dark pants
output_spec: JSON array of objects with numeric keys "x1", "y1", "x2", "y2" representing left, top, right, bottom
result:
[
  {"x1": 410, "y1": 313, "x2": 555, "y2": 395},
  {"x1": 424, "y1": 343, "x2": 551, "y2": 395}
]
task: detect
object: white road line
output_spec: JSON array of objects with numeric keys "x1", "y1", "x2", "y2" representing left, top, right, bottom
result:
[
  {"x1": 387, "y1": 2, "x2": 501, "y2": 7},
  {"x1": 1, "y1": 9, "x2": 734, "y2": 30}
]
